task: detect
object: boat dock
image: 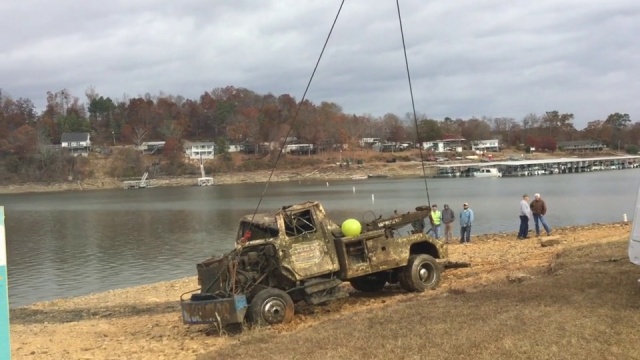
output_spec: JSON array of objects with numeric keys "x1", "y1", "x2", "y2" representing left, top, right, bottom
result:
[
  {"x1": 432, "y1": 155, "x2": 640, "y2": 178},
  {"x1": 123, "y1": 172, "x2": 152, "y2": 189}
]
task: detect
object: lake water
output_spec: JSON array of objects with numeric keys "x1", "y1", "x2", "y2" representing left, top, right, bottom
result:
[{"x1": 1, "y1": 169, "x2": 639, "y2": 307}]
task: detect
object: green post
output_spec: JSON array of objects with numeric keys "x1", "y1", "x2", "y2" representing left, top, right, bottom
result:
[{"x1": 0, "y1": 206, "x2": 10, "y2": 359}]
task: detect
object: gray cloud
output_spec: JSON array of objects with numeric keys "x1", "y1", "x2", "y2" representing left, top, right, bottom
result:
[{"x1": 1, "y1": 0, "x2": 640, "y2": 128}]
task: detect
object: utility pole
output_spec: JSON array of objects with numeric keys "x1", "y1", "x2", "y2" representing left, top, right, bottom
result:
[{"x1": 0, "y1": 207, "x2": 10, "y2": 360}]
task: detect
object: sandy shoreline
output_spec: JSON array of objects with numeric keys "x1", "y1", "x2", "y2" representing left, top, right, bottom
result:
[{"x1": 9, "y1": 222, "x2": 636, "y2": 359}]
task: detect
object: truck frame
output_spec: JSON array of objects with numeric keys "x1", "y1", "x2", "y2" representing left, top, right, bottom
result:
[{"x1": 180, "y1": 201, "x2": 447, "y2": 327}]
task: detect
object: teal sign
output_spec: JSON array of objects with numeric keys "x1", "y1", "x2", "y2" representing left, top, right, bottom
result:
[{"x1": 0, "y1": 206, "x2": 10, "y2": 359}]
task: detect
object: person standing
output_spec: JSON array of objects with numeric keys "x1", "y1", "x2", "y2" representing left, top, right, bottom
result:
[
  {"x1": 459, "y1": 203, "x2": 474, "y2": 244},
  {"x1": 430, "y1": 204, "x2": 442, "y2": 239},
  {"x1": 518, "y1": 194, "x2": 532, "y2": 239},
  {"x1": 441, "y1": 204, "x2": 455, "y2": 244},
  {"x1": 530, "y1": 193, "x2": 552, "y2": 236}
]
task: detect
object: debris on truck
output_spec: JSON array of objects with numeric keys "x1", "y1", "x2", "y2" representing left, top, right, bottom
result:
[{"x1": 180, "y1": 201, "x2": 447, "y2": 327}]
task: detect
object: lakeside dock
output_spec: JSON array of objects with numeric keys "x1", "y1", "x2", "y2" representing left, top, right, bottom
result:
[{"x1": 432, "y1": 155, "x2": 640, "y2": 178}]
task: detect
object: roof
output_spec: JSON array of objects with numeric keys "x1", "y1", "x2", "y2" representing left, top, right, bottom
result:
[
  {"x1": 434, "y1": 155, "x2": 640, "y2": 169},
  {"x1": 183, "y1": 140, "x2": 215, "y2": 146},
  {"x1": 557, "y1": 140, "x2": 603, "y2": 146},
  {"x1": 61, "y1": 132, "x2": 90, "y2": 142}
]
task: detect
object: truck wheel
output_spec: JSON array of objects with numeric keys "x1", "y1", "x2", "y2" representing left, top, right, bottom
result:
[
  {"x1": 399, "y1": 254, "x2": 440, "y2": 292},
  {"x1": 349, "y1": 274, "x2": 387, "y2": 292},
  {"x1": 248, "y1": 288, "x2": 294, "y2": 326}
]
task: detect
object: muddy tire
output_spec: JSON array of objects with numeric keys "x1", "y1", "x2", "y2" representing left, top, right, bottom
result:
[
  {"x1": 349, "y1": 274, "x2": 387, "y2": 292},
  {"x1": 398, "y1": 254, "x2": 441, "y2": 292},
  {"x1": 248, "y1": 288, "x2": 294, "y2": 326}
]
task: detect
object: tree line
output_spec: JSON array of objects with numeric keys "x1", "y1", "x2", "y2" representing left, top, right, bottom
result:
[{"x1": 1, "y1": 86, "x2": 638, "y2": 181}]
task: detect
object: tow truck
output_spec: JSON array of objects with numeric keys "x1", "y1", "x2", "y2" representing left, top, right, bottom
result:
[{"x1": 180, "y1": 201, "x2": 446, "y2": 327}]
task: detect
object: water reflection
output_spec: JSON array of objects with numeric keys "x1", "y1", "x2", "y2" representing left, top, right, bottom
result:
[{"x1": 1, "y1": 169, "x2": 639, "y2": 307}]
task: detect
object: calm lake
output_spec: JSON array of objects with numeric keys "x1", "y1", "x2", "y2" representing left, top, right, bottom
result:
[{"x1": 2, "y1": 169, "x2": 639, "y2": 307}]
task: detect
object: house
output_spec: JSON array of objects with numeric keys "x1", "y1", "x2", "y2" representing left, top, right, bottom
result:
[
  {"x1": 285, "y1": 144, "x2": 315, "y2": 155},
  {"x1": 471, "y1": 139, "x2": 500, "y2": 152},
  {"x1": 420, "y1": 138, "x2": 465, "y2": 152},
  {"x1": 372, "y1": 143, "x2": 401, "y2": 152},
  {"x1": 60, "y1": 132, "x2": 91, "y2": 156},
  {"x1": 137, "y1": 141, "x2": 165, "y2": 155},
  {"x1": 558, "y1": 140, "x2": 606, "y2": 152},
  {"x1": 183, "y1": 141, "x2": 216, "y2": 160},
  {"x1": 227, "y1": 144, "x2": 242, "y2": 153},
  {"x1": 359, "y1": 138, "x2": 381, "y2": 147}
]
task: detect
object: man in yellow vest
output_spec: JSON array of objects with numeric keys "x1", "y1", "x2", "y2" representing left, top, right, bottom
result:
[{"x1": 430, "y1": 204, "x2": 442, "y2": 239}]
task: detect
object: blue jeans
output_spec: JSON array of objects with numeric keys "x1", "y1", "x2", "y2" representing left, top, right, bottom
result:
[
  {"x1": 518, "y1": 216, "x2": 529, "y2": 238},
  {"x1": 533, "y1": 214, "x2": 551, "y2": 235},
  {"x1": 430, "y1": 224, "x2": 441, "y2": 239},
  {"x1": 460, "y1": 225, "x2": 471, "y2": 243}
]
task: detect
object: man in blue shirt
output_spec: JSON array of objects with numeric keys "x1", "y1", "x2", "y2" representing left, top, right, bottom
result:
[{"x1": 459, "y1": 203, "x2": 474, "y2": 244}]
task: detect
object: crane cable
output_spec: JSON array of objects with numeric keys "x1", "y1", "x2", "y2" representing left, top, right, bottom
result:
[
  {"x1": 249, "y1": 0, "x2": 431, "y2": 221},
  {"x1": 249, "y1": 0, "x2": 346, "y2": 221},
  {"x1": 395, "y1": 0, "x2": 432, "y2": 206}
]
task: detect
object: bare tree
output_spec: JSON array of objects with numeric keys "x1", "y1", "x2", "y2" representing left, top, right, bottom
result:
[{"x1": 132, "y1": 126, "x2": 148, "y2": 146}]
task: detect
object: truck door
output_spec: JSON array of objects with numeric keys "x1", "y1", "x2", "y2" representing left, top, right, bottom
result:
[{"x1": 280, "y1": 208, "x2": 339, "y2": 279}]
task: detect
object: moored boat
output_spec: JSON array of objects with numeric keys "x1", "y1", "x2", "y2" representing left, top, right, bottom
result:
[{"x1": 473, "y1": 168, "x2": 502, "y2": 178}]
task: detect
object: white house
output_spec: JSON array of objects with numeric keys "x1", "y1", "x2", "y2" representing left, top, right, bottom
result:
[
  {"x1": 228, "y1": 144, "x2": 242, "y2": 153},
  {"x1": 184, "y1": 141, "x2": 215, "y2": 160},
  {"x1": 61, "y1": 132, "x2": 91, "y2": 156},
  {"x1": 359, "y1": 138, "x2": 380, "y2": 147},
  {"x1": 285, "y1": 143, "x2": 314, "y2": 155},
  {"x1": 61, "y1": 132, "x2": 91, "y2": 149},
  {"x1": 471, "y1": 139, "x2": 500, "y2": 152},
  {"x1": 420, "y1": 139, "x2": 465, "y2": 153}
]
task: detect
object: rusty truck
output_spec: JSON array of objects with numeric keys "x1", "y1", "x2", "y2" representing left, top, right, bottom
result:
[{"x1": 180, "y1": 201, "x2": 447, "y2": 327}]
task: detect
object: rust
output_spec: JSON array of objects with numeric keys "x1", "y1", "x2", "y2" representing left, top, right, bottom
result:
[{"x1": 183, "y1": 201, "x2": 447, "y2": 327}]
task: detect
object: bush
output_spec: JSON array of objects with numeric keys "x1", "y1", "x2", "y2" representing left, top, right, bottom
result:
[
  {"x1": 159, "y1": 160, "x2": 198, "y2": 176},
  {"x1": 626, "y1": 145, "x2": 638, "y2": 155},
  {"x1": 108, "y1": 148, "x2": 144, "y2": 178},
  {"x1": 235, "y1": 159, "x2": 273, "y2": 172}
]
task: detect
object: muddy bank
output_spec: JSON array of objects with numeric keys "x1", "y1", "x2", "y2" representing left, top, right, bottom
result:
[
  {"x1": 9, "y1": 222, "x2": 635, "y2": 359},
  {"x1": 0, "y1": 162, "x2": 431, "y2": 194}
]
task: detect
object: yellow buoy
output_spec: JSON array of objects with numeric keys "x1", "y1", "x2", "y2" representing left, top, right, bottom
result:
[{"x1": 341, "y1": 218, "x2": 362, "y2": 237}]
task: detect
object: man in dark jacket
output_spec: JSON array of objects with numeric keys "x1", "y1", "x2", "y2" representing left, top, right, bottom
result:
[
  {"x1": 530, "y1": 193, "x2": 551, "y2": 236},
  {"x1": 441, "y1": 204, "x2": 455, "y2": 243}
]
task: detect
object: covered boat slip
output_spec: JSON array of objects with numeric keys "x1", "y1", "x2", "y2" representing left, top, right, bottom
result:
[{"x1": 432, "y1": 155, "x2": 640, "y2": 178}]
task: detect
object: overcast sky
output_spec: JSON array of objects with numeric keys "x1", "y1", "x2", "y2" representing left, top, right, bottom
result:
[{"x1": 1, "y1": 0, "x2": 639, "y2": 129}]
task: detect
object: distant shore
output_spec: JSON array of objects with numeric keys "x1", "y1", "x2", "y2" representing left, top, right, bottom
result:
[
  {"x1": 0, "y1": 162, "x2": 431, "y2": 195},
  {"x1": 1, "y1": 151, "x2": 635, "y2": 195}
]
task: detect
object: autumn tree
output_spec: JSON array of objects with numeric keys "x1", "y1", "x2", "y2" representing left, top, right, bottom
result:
[
  {"x1": 604, "y1": 112, "x2": 632, "y2": 148},
  {"x1": 540, "y1": 111, "x2": 576, "y2": 141},
  {"x1": 439, "y1": 116, "x2": 460, "y2": 139},
  {"x1": 417, "y1": 117, "x2": 443, "y2": 141},
  {"x1": 520, "y1": 113, "x2": 541, "y2": 143},
  {"x1": 460, "y1": 118, "x2": 491, "y2": 141},
  {"x1": 381, "y1": 113, "x2": 407, "y2": 143},
  {"x1": 490, "y1": 117, "x2": 519, "y2": 146},
  {"x1": 604, "y1": 112, "x2": 631, "y2": 129}
]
